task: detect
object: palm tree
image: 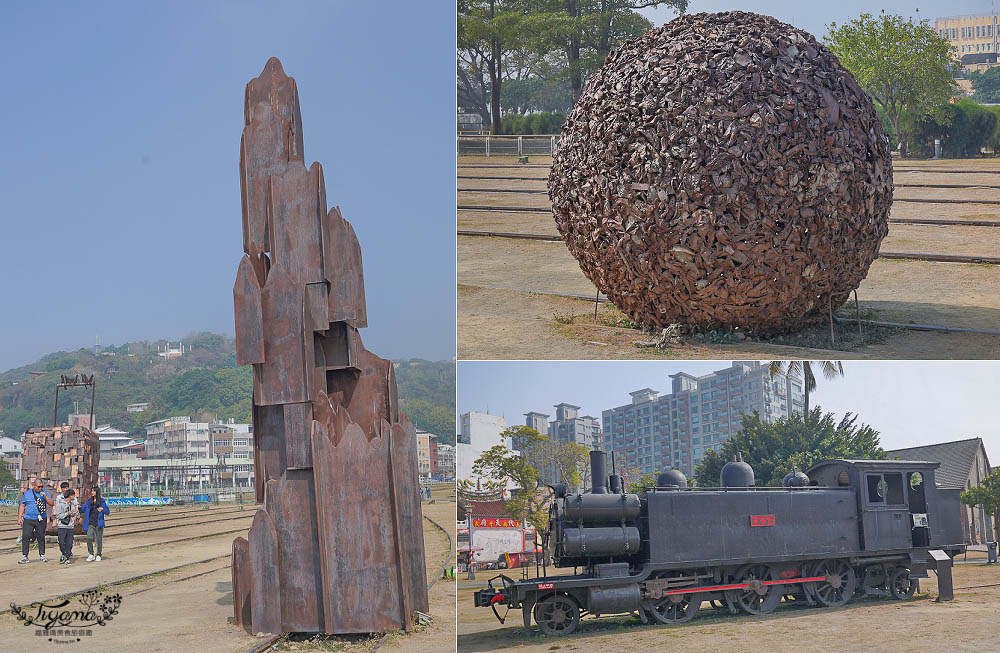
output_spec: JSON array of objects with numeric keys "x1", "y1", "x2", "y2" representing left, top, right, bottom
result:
[{"x1": 767, "y1": 361, "x2": 844, "y2": 415}]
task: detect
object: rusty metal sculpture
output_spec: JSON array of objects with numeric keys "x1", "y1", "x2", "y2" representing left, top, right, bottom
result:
[
  {"x1": 22, "y1": 375, "x2": 100, "y2": 535},
  {"x1": 230, "y1": 58, "x2": 428, "y2": 636},
  {"x1": 549, "y1": 12, "x2": 893, "y2": 335}
]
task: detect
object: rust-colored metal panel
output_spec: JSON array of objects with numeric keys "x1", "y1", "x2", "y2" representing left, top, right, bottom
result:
[
  {"x1": 270, "y1": 472, "x2": 324, "y2": 632},
  {"x1": 248, "y1": 510, "x2": 281, "y2": 635},
  {"x1": 253, "y1": 403, "x2": 287, "y2": 504},
  {"x1": 312, "y1": 421, "x2": 402, "y2": 632},
  {"x1": 257, "y1": 265, "x2": 309, "y2": 405},
  {"x1": 244, "y1": 57, "x2": 304, "y2": 158},
  {"x1": 232, "y1": 536, "x2": 252, "y2": 633},
  {"x1": 239, "y1": 103, "x2": 292, "y2": 254},
  {"x1": 234, "y1": 255, "x2": 265, "y2": 365},
  {"x1": 325, "y1": 340, "x2": 393, "y2": 438},
  {"x1": 305, "y1": 281, "x2": 330, "y2": 332},
  {"x1": 323, "y1": 207, "x2": 367, "y2": 328},
  {"x1": 268, "y1": 162, "x2": 326, "y2": 285},
  {"x1": 282, "y1": 402, "x2": 313, "y2": 470},
  {"x1": 389, "y1": 417, "x2": 431, "y2": 621}
]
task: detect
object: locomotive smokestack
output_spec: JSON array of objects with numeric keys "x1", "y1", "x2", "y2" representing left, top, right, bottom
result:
[{"x1": 590, "y1": 450, "x2": 608, "y2": 494}]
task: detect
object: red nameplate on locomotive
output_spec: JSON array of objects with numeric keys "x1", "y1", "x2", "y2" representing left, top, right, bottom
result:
[
  {"x1": 749, "y1": 514, "x2": 776, "y2": 527},
  {"x1": 537, "y1": 583, "x2": 555, "y2": 590}
]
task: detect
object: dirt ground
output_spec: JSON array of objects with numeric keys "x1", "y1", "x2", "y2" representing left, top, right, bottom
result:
[
  {"x1": 0, "y1": 492, "x2": 455, "y2": 653},
  {"x1": 457, "y1": 554, "x2": 1000, "y2": 652},
  {"x1": 457, "y1": 156, "x2": 1000, "y2": 360}
]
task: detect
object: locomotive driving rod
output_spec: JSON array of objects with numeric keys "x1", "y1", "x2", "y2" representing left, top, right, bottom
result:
[{"x1": 656, "y1": 575, "x2": 827, "y2": 596}]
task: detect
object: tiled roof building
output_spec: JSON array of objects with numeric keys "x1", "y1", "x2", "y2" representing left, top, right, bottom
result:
[{"x1": 888, "y1": 437, "x2": 994, "y2": 544}]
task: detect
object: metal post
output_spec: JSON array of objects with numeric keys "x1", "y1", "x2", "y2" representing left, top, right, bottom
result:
[
  {"x1": 551, "y1": 135, "x2": 556, "y2": 154},
  {"x1": 929, "y1": 549, "x2": 954, "y2": 601},
  {"x1": 518, "y1": 136, "x2": 523, "y2": 156},
  {"x1": 486, "y1": 135, "x2": 490, "y2": 157}
]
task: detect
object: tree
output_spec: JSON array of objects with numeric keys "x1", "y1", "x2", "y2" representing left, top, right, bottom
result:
[
  {"x1": 628, "y1": 471, "x2": 658, "y2": 493},
  {"x1": 825, "y1": 10, "x2": 959, "y2": 156},
  {"x1": 0, "y1": 464, "x2": 15, "y2": 488},
  {"x1": 970, "y1": 67, "x2": 1000, "y2": 104},
  {"x1": 767, "y1": 360, "x2": 843, "y2": 415},
  {"x1": 472, "y1": 425, "x2": 553, "y2": 533},
  {"x1": 458, "y1": 0, "x2": 533, "y2": 133},
  {"x1": 694, "y1": 409, "x2": 885, "y2": 488},
  {"x1": 532, "y1": 1, "x2": 684, "y2": 105},
  {"x1": 961, "y1": 469, "x2": 1000, "y2": 542}
]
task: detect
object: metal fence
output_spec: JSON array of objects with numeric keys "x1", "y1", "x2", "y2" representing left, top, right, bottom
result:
[{"x1": 458, "y1": 134, "x2": 560, "y2": 156}]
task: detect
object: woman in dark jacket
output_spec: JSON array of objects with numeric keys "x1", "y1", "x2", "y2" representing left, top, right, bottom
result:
[{"x1": 79, "y1": 487, "x2": 111, "y2": 562}]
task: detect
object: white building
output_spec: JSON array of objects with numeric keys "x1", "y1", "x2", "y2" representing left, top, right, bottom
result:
[
  {"x1": 95, "y1": 424, "x2": 132, "y2": 459},
  {"x1": 458, "y1": 411, "x2": 510, "y2": 483},
  {"x1": 0, "y1": 436, "x2": 22, "y2": 482},
  {"x1": 437, "y1": 443, "x2": 456, "y2": 478}
]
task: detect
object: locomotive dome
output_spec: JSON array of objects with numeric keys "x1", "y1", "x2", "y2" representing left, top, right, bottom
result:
[
  {"x1": 720, "y1": 452, "x2": 755, "y2": 487},
  {"x1": 782, "y1": 470, "x2": 810, "y2": 487},
  {"x1": 656, "y1": 469, "x2": 688, "y2": 488}
]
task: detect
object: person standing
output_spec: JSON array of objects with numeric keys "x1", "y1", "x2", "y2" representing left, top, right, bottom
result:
[
  {"x1": 80, "y1": 486, "x2": 110, "y2": 562},
  {"x1": 17, "y1": 478, "x2": 54, "y2": 564},
  {"x1": 55, "y1": 484, "x2": 79, "y2": 565}
]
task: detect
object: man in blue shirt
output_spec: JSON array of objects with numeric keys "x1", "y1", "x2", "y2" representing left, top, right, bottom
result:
[{"x1": 18, "y1": 478, "x2": 54, "y2": 563}]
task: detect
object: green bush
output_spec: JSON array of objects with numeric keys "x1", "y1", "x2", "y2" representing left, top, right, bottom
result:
[
  {"x1": 905, "y1": 99, "x2": 998, "y2": 158},
  {"x1": 499, "y1": 112, "x2": 565, "y2": 135}
]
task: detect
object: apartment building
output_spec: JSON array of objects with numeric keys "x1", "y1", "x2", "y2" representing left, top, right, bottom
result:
[
  {"x1": 145, "y1": 417, "x2": 212, "y2": 484},
  {"x1": 601, "y1": 362, "x2": 805, "y2": 480},
  {"x1": 437, "y1": 443, "x2": 456, "y2": 478},
  {"x1": 210, "y1": 421, "x2": 254, "y2": 488},
  {"x1": 416, "y1": 430, "x2": 437, "y2": 477},
  {"x1": 523, "y1": 404, "x2": 602, "y2": 487}
]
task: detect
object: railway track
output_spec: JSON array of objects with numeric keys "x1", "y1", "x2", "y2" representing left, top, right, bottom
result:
[
  {"x1": 0, "y1": 512, "x2": 256, "y2": 553},
  {"x1": 0, "y1": 524, "x2": 252, "y2": 570},
  {"x1": 0, "y1": 505, "x2": 250, "y2": 537}
]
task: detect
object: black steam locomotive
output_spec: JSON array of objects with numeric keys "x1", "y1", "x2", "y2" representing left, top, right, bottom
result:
[{"x1": 474, "y1": 450, "x2": 966, "y2": 635}]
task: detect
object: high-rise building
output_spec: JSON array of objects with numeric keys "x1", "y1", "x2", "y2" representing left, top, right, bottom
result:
[
  {"x1": 522, "y1": 404, "x2": 601, "y2": 487},
  {"x1": 601, "y1": 362, "x2": 805, "y2": 480}
]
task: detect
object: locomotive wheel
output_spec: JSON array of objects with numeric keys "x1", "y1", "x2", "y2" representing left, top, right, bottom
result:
[
  {"x1": 727, "y1": 564, "x2": 781, "y2": 615},
  {"x1": 889, "y1": 567, "x2": 916, "y2": 600},
  {"x1": 534, "y1": 594, "x2": 580, "y2": 636},
  {"x1": 811, "y1": 559, "x2": 857, "y2": 607},
  {"x1": 642, "y1": 594, "x2": 699, "y2": 625}
]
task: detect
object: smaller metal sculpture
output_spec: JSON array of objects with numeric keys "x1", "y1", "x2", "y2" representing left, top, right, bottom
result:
[{"x1": 21, "y1": 377, "x2": 100, "y2": 535}]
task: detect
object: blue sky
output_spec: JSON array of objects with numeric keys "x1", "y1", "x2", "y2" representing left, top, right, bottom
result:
[
  {"x1": 0, "y1": 1, "x2": 455, "y2": 371},
  {"x1": 640, "y1": 2, "x2": 996, "y2": 39},
  {"x1": 458, "y1": 361, "x2": 1000, "y2": 463}
]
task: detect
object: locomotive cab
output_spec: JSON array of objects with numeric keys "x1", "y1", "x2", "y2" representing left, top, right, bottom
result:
[{"x1": 804, "y1": 459, "x2": 965, "y2": 552}]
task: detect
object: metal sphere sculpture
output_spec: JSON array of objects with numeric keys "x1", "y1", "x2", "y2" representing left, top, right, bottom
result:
[{"x1": 549, "y1": 11, "x2": 893, "y2": 334}]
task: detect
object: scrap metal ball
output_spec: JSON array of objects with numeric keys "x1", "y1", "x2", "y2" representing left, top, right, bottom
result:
[{"x1": 549, "y1": 11, "x2": 893, "y2": 334}]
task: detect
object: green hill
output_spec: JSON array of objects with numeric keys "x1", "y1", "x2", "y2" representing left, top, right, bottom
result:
[{"x1": 0, "y1": 332, "x2": 455, "y2": 445}]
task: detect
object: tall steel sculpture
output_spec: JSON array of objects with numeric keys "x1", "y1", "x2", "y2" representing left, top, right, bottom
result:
[{"x1": 230, "y1": 58, "x2": 428, "y2": 635}]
